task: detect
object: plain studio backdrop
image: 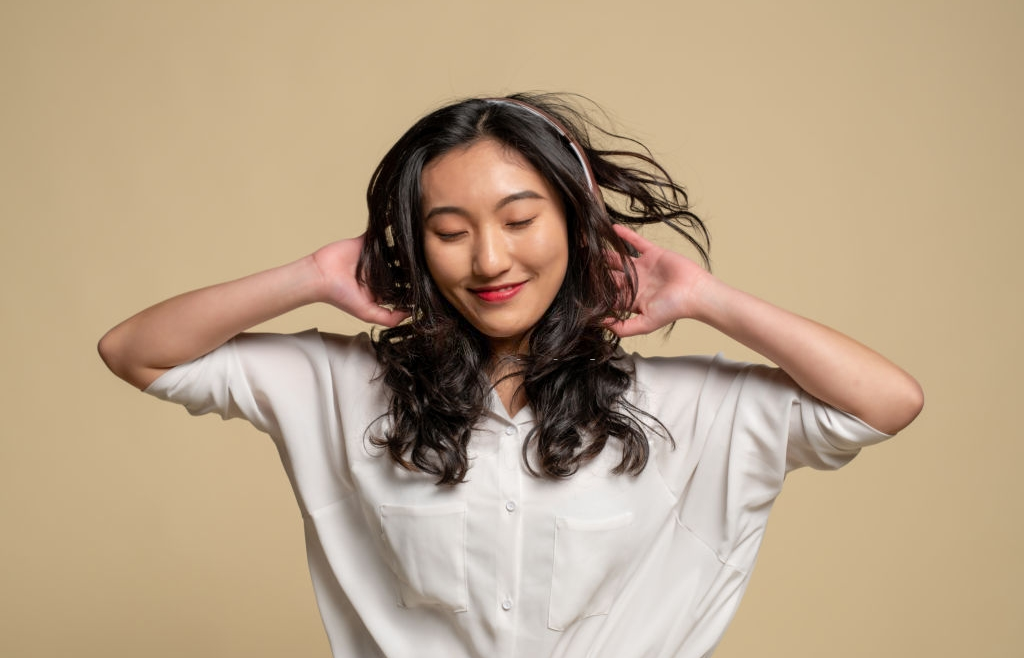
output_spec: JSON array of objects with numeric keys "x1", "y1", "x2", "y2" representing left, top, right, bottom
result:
[{"x1": 1, "y1": 1, "x2": 1020, "y2": 656}]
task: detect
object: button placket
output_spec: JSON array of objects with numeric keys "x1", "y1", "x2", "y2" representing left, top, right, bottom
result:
[
  {"x1": 496, "y1": 422, "x2": 522, "y2": 628},
  {"x1": 501, "y1": 424, "x2": 520, "y2": 472}
]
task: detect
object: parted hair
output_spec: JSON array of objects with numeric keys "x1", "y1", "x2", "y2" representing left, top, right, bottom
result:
[{"x1": 357, "y1": 93, "x2": 709, "y2": 485}]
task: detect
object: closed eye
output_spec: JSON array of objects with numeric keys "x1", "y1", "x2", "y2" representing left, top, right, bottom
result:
[
  {"x1": 434, "y1": 230, "x2": 467, "y2": 241},
  {"x1": 507, "y1": 218, "x2": 535, "y2": 229}
]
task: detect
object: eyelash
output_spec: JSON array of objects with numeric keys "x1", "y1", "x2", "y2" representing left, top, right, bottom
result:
[{"x1": 434, "y1": 218, "x2": 535, "y2": 241}]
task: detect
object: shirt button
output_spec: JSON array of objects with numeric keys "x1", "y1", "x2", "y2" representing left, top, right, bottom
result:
[
  {"x1": 501, "y1": 598, "x2": 513, "y2": 611},
  {"x1": 505, "y1": 500, "x2": 517, "y2": 513},
  {"x1": 504, "y1": 426, "x2": 516, "y2": 436}
]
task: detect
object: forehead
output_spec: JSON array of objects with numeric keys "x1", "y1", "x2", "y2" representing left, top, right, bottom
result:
[{"x1": 420, "y1": 139, "x2": 553, "y2": 203}]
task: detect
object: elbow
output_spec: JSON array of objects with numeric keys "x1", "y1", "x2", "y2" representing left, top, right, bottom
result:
[
  {"x1": 98, "y1": 327, "x2": 166, "y2": 390},
  {"x1": 97, "y1": 327, "x2": 149, "y2": 389},
  {"x1": 876, "y1": 374, "x2": 925, "y2": 436},
  {"x1": 909, "y1": 377, "x2": 925, "y2": 417},
  {"x1": 97, "y1": 327, "x2": 127, "y2": 380},
  {"x1": 903, "y1": 376, "x2": 925, "y2": 427}
]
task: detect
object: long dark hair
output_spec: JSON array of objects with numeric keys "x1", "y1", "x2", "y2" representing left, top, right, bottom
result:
[{"x1": 357, "y1": 92, "x2": 709, "y2": 485}]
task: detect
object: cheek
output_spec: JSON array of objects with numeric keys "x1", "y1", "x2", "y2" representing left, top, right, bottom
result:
[
  {"x1": 545, "y1": 233, "x2": 571, "y2": 280},
  {"x1": 550, "y1": 237, "x2": 572, "y2": 293},
  {"x1": 423, "y1": 249, "x2": 466, "y2": 308},
  {"x1": 422, "y1": 243, "x2": 449, "y2": 283}
]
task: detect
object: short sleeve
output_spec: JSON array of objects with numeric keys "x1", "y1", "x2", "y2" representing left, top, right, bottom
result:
[
  {"x1": 631, "y1": 352, "x2": 894, "y2": 562},
  {"x1": 143, "y1": 330, "x2": 379, "y2": 509},
  {"x1": 632, "y1": 352, "x2": 893, "y2": 502},
  {"x1": 786, "y1": 387, "x2": 892, "y2": 472},
  {"x1": 144, "y1": 329, "x2": 336, "y2": 437}
]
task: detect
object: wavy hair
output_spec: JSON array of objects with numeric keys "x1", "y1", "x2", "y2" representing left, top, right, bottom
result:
[{"x1": 357, "y1": 93, "x2": 709, "y2": 484}]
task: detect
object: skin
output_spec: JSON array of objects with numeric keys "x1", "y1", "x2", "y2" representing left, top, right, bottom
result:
[
  {"x1": 97, "y1": 236, "x2": 409, "y2": 391},
  {"x1": 421, "y1": 140, "x2": 569, "y2": 355},
  {"x1": 98, "y1": 143, "x2": 923, "y2": 434},
  {"x1": 420, "y1": 140, "x2": 570, "y2": 414},
  {"x1": 607, "y1": 223, "x2": 923, "y2": 434}
]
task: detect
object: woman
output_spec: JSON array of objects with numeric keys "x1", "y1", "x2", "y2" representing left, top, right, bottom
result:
[{"x1": 98, "y1": 93, "x2": 923, "y2": 657}]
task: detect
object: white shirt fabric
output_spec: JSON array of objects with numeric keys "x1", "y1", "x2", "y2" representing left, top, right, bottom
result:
[{"x1": 146, "y1": 329, "x2": 890, "y2": 658}]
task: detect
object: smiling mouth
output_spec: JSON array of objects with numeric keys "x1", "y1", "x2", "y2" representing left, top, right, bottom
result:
[{"x1": 470, "y1": 282, "x2": 525, "y2": 302}]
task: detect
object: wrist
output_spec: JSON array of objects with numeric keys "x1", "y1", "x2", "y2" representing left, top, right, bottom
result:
[
  {"x1": 292, "y1": 254, "x2": 332, "y2": 306},
  {"x1": 260, "y1": 254, "x2": 328, "y2": 312},
  {"x1": 687, "y1": 270, "x2": 731, "y2": 327}
]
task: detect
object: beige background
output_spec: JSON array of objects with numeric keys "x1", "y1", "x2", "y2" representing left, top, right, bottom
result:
[{"x1": 2, "y1": 0, "x2": 1021, "y2": 656}]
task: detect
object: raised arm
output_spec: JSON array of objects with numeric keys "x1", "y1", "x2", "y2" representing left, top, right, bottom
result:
[
  {"x1": 607, "y1": 224, "x2": 923, "y2": 435},
  {"x1": 97, "y1": 235, "x2": 408, "y2": 390}
]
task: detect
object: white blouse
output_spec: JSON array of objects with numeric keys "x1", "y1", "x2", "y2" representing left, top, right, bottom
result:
[{"x1": 146, "y1": 330, "x2": 890, "y2": 658}]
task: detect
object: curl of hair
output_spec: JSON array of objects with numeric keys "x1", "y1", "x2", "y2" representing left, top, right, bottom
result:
[{"x1": 357, "y1": 92, "x2": 709, "y2": 485}]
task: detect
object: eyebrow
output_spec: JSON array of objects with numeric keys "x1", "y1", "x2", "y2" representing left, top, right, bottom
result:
[{"x1": 424, "y1": 190, "x2": 545, "y2": 222}]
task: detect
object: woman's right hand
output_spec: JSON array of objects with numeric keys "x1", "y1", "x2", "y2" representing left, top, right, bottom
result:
[
  {"x1": 99, "y1": 235, "x2": 407, "y2": 390},
  {"x1": 311, "y1": 235, "x2": 409, "y2": 328}
]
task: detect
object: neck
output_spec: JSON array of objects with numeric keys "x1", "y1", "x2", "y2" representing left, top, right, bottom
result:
[
  {"x1": 489, "y1": 351, "x2": 526, "y2": 417},
  {"x1": 487, "y1": 333, "x2": 528, "y2": 359}
]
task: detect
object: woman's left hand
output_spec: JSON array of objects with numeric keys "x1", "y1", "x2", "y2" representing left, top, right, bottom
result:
[
  {"x1": 605, "y1": 223, "x2": 712, "y2": 337},
  {"x1": 604, "y1": 223, "x2": 922, "y2": 434}
]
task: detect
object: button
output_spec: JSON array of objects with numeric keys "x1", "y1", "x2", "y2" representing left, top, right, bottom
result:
[
  {"x1": 501, "y1": 598, "x2": 513, "y2": 611},
  {"x1": 505, "y1": 500, "x2": 517, "y2": 513},
  {"x1": 504, "y1": 426, "x2": 516, "y2": 436}
]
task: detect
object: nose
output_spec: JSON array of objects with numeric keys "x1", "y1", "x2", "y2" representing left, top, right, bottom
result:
[{"x1": 472, "y1": 227, "x2": 512, "y2": 279}]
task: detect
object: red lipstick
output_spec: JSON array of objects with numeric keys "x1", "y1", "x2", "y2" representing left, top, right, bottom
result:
[{"x1": 471, "y1": 282, "x2": 525, "y2": 302}]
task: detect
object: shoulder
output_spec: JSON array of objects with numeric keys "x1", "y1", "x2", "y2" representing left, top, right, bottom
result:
[
  {"x1": 145, "y1": 329, "x2": 380, "y2": 429},
  {"x1": 625, "y1": 351, "x2": 805, "y2": 440},
  {"x1": 233, "y1": 328, "x2": 371, "y2": 353},
  {"x1": 230, "y1": 329, "x2": 374, "y2": 365},
  {"x1": 628, "y1": 351, "x2": 786, "y2": 397},
  {"x1": 147, "y1": 329, "x2": 377, "y2": 398},
  {"x1": 315, "y1": 330, "x2": 375, "y2": 360},
  {"x1": 226, "y1": 330, "x2": 380, "y2": 388}
]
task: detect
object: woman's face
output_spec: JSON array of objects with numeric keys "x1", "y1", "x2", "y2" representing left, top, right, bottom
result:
[{"x1": 421, "y1": 139, "x2": 570, "y2": 355}]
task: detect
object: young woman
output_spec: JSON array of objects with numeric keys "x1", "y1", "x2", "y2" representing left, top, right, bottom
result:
[{"x1": 98, "y1": 93, "x2": 923, "y2": 657}]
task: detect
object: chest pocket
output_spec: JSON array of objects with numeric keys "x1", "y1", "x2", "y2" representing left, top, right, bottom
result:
[
  {"x1": 548, "y1": 511, "x2": 635, "y2": 631},
  {"x1": 379, "y1": 502, "x2": 469, "y2": 613}
]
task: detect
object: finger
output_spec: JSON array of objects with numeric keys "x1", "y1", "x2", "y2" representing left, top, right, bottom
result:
[
  {"x1": 606, "y1": 311, "x2": 663, "y2": 337},
  {"x1": 611, "y1": 223, "x2": 657, "y2": 254},
  {"x1": 605, "y1": 314, "x2": 652, "y2": 338},
  {"x1": 364, "y1": 306, "x2": 411, "y2": 328}
]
